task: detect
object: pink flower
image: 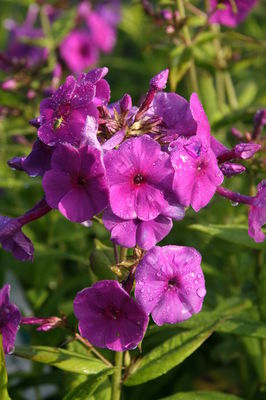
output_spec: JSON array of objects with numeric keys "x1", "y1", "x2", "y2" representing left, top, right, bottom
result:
[
  {"x1": 104, "y1": 135, "x2": 174, "y2": 221},
  {"x1": 59, "y1": 30, "x2": 99, "y2": 73},
  {"x1": 135, "y1": 246, "x2": 206, "y2": 326}
]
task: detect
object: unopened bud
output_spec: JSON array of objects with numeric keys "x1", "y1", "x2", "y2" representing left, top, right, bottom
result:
[
  {"x1": 2, "y1": 79, "x2": 17, "y2": 91},
  {"x1": 21, "y1": 316, "x2": 63, "y2": 332},
  {"x1": 161, "y1": 9, "x2": 173, "y2": 21},
  {"x1": 7, "y1": 156, "x2": 25, "y2": 171},
  {"x1": 220, "y1": 162, "x2": 246, "y2": 177},
  {"x1": 29, "y1": 117, "x2": 42, "y2": 128},
  {"x1": 150, "y1": 69, "x2": 169, "y2": 90},
  {"x1": 120, "y1": 94, "x2": 132, "y2": 113},
  {"x1": 234, "y1": 143, "x2": 261, "y2": 159}
]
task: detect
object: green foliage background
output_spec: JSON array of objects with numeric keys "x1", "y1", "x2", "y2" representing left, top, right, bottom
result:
[{"x1": 0, "y1": 0, "x2": 265, "y2": 399}]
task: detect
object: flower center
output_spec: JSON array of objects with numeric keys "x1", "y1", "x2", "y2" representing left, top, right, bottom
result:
[
  {"x1": 133, "y1": 174, "x2": 145, "y2": 185},
  {"x1": 168, "y1": 277, "x2": 180, "y2": 289},
  {"x1": 76, "y1": 176, "x2": 87, "y2": 187},
  {"x1": 80, "y1": 43, "x2": 91, "y2": 57}
]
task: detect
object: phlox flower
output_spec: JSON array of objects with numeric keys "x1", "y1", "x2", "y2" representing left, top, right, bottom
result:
[
  {"x1": 104, "y1": 135, "x2": 174, "y2": 221},
  {"x1": 74, "y1": 280, "x2": 148, "y2": 351},
  {"x1": 43, "y1": 143, "x2": 109, "y2": 223},
  {"x1": 135, "y1": 246, "x2": 206, "y2": 326},
  {"x1": 0, "y1": 284, "x2": 21, "y2": 354},
  {"x1": 38, "y1": 75, "x2": 98, "y2": 147}
]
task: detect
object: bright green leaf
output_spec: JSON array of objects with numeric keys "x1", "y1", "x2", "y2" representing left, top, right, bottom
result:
[
  {"x1": 14, "y1": 346, "x2": 111, "y2": 375},
  {"x1": 158, "y1": 390, "x2": 244, "y2": 400}
]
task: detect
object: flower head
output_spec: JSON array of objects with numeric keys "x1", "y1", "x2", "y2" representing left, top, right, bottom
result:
[
  {"x1": 38, "y1": 75, "x2": 98, "y2": 147},
  {"x1": 59, "y1": 30, "x2": 99, "y2": 73},
  {"x1": 135, "y1": 246, "x2": 206, "y2": 326},
  {"x1": 209, "y1": 0, "x2": 257, "y2": 27},
  {"x1": 74, "y1": 280, "x2": 148, "y2": 351},
  {"x1": 248, "y1": 180, "x2": 266, "y2": 243},
  {"x1": 104, "y1": 135, "x2": 174, "y2": 221},
  {"x1": 0, "y1": 284, "x2": 21, "y2": 354},
  {"x1": 43, "y1": 143, "x2": 109, "y2": 223},
  {"x1": 0, "y1": 216, "x2": 34, "y2": 261}
]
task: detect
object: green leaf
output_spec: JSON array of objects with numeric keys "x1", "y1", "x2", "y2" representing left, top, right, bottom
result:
[
  {"x1": 14, "y1": 346, "x2": 111, "y2": 375},
  {"x1": 50, "y1": 9, "x2": 76, "y2": 46},
  {"x1": 90, "y1": 240, "x2": 116, "y2": 280},
  {"x1": 158, "y1": 391, "x2": 244, "y2": 400},
  {"x1": 124, "y1": 322, "x2": 216, "y2": 386},
  {"x1": 0, "y1": 335, "x2": 11, "y2": 400},
  {"x1": 63, "y1": 370, "x2": 113, "y2": 400},
  {"x1": 217, "y1": 318, "x2": 266, "y2": 339},
  {"x1": 188, "y1": 224, "x2": 266, "y2": 249}
]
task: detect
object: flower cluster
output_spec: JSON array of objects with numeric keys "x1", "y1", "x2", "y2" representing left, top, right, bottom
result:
[{"x1": 1, "y1": 67, "x2": 264, "y2": 353}]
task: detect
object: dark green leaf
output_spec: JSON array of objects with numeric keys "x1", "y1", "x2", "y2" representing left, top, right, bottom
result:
[
  {"x1": 0, "y1": 335, "x2": 11, "y2": 400},
  {"x1": 158, "y1": 391, "x2": 245, "y2": 400},
  {"x1": 124, "y1": 323, "x2": 216, "y2": 386}
]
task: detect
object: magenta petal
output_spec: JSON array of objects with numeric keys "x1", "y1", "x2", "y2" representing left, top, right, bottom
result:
[
  {"x1": 43, "y1": 170, "x2": 72, "y2": 209},
  {"x1": 136, "y1": 184, "x2": 168, "y2": 221},
  {"x1": 51, "y1": 143, "x2": 80, "y2": 175},
  {"x1": 110, "y1": 220, "x2": 137, "y2": 248},
  {"x1": 189, "y1": 93, "x2": 211, "y2": 144},
  {"x1": 58, "y1": 188, "x2": 96, "y2": 223},
  {"x1": 110, "y1": 184, "x2": 137, "y2": 220},
  {"x1": 136, "y1": 216, "x2": 172, "y2": 250}
]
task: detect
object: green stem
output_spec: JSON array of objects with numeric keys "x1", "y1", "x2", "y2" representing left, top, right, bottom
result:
[
  {"x1": 256, "y1": 250, "x2": 266, "y2": 383},
  {"x1": 111, "y1": 351, "x2": 123, "y2": 400},
  {"x1": 224, "y1": 71, "x2": 238, "y2": 110},
  {"x1": 176, "y1": 0, "x2": 199, "y2": 92}
]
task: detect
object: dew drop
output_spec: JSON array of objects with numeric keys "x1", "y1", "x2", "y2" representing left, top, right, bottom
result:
[
  {"x1": 194, "y1": 279, "x2": 198, "y2": 285},
  {"x1": 231, "y1": 201, "x2": 239, "y2": 207},
  {"x1": 196, "y1": 288, "x2": 206, "y2": 298}
]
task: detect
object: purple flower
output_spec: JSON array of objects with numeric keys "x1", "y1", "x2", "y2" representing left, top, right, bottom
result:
[
  {"x1": 59, "y1": 30, "x2": 99, "y2": 73},
  {"x1": 38, "y1": 75, "x2": 98, "y2": 147},
  {"x1": 0, "y1": 217, "x2": 34, "y2": 262},
  {"x1": 104, "y1": 135, "x2": 174, "y2": 221},
  {"x1": 77, "y1": 67, "x2": 111, "y2": 106},
  {"x1": 43, "y1": 143, "x2": 109, "y2": 223},
  {"x1": 170, "y1": 94, "x2": 223, "y2": 211},
  {"x1": 248, "y1": 180, "x2": 266, "y2": 243},
  {"x1": 74, "y1": 280, "x2": 148, "y2": 351},
  {"x1": 4, "y1": 5, "x2": 48, "y2": 68},
  {"x1": 209, "y1": 0, "x2": 257, "y2": 27},
  {"x1": 86, "y1": 12, "x2": 116, "y2": 54},
  {"x1": 0, "y1": 284, "x2": 21, "y2": 354},
  {"x1": 135, "y1": 246, "x2": 206, "y2": 326}
]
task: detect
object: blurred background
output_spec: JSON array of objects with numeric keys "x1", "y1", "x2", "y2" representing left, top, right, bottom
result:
[{"x1": 0, "y1": 0, "x2": 265, "y2": 399}]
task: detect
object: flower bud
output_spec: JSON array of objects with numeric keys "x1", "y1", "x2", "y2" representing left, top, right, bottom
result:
[
  {"x1": 161, "y1": 9, "x2": 173, "y2": 21},
  {"x1": 149, "y1": 68, "x2": 169, "y2": 90},
  {"x1": 220, "y1": 162, "x2": 246, "y2": 177},
  {"x1": 120, "y1": 94, "x2": 132, "y2": 113},
  {"x1": 234, "y1": 143, "x2": 261, "y2": 159},
  {"x1": 21, "y1": 316, "x2": 63, "y2": 332}
]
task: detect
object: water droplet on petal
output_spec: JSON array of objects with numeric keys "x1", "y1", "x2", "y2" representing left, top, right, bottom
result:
[
  {"x1": 196, "y1": 288, "x2": 206, "y2": 298},
  {"x1": 231, "y1": 201, "x2": 239, "y2": 207}
]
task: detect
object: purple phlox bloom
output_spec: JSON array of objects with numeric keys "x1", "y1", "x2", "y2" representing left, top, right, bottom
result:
[
  {"x1": 170, "y1": 94, "x2": 224, "y2": 211},
  {"x1": 77, "y1": 67, "x2": 111, "y2": 107},
  {"x1": 43, "y1": 143, "x2": 109, "y2": 223},
  {"x1": 21, "y1": 316, "x2": 62, "y2": 332},
  {"x1": 4, "y1": 4, "x2": 48, "y2": 68},
  {"x1": 38, "y1": 75, "x2": 98, "y2": 147},
  {"x1": 209, "y1": 0, "x2": 257, "y2": 27},
  {"x1": 85, "y1": 11, "x2": 116, "y2": 54},
  {"x1": 74, "y1": 280, "x2": 148, "y2": 351},
  {"x1": 135, "y1": 246, "x2": 206, "y2": 326},
  {"x1": 0, "y1": 284, "x2": 21, "y2": 354},
  {"x1": 0, "y1": 216, "x2": 34, "y2": 261},
  {"x1": 59, "y1": 30, "x2": 99, "y2": 73},
  {"x1": 248, "y1": 180, "x2": 266, "y2": 243},
  {"x1": 147, "y1": 92, "x2": 197, "y2": 142},
  {"x1": 104, "y1": 135, "x2": 174, "y2": 221}
]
